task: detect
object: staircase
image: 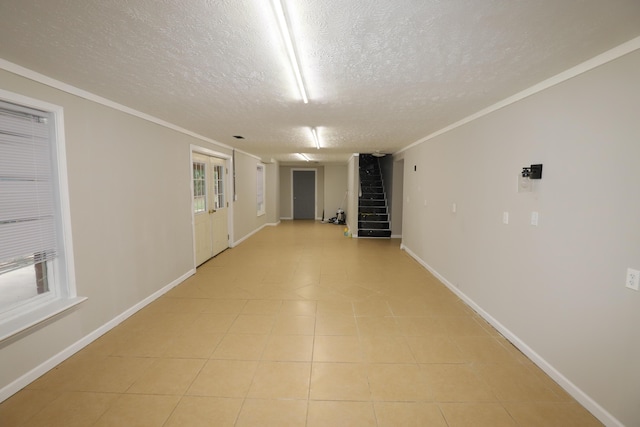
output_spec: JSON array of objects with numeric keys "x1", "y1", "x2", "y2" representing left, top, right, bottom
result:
[{"x1": 358, "y1": 154, "x2": 392, "y2": 238}]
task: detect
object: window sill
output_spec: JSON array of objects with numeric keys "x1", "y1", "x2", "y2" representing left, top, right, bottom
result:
[{"x1": 0, "y1": 296, "x2": 88, "y2": 343}]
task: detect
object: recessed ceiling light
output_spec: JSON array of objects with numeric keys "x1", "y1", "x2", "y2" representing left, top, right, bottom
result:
[{"x1": 233, "y1": 135, "x2": 245, "y2": 139}]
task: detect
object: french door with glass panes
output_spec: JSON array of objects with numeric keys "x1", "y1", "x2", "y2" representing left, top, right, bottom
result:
[{"x1": 193, "y1": 153, "x2": 229, "y2": 266}]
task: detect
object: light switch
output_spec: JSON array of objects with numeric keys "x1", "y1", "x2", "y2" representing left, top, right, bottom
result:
[
  {"x1": 452, "y1": 203, "x2": 457, "y2": 213},
  {"x1": 531, "y1": 211, "x2": 539, "y2": 226},
  {"x1": 502, "y1": 212, "x2": 509, "y2": 224}
]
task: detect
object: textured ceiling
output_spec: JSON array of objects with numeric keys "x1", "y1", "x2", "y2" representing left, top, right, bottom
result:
[{"x1": 0, "y1": 0, "x2": 639, "y2": 164}]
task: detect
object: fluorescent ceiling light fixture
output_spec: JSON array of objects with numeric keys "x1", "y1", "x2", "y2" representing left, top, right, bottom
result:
[
  {"x1": 311, "y1": 127, "x2": 320, "y2": 149},
  {"x1": 298, "y1": 153, "x2": 311, "y2": 162},
  {"x1": 272, "y1": 0, "x2": 308, "y2": 103}
]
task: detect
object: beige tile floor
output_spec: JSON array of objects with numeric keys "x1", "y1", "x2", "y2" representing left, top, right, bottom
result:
[{"x1": 0, "y1": 221, "x2": 603, "y2": 426}]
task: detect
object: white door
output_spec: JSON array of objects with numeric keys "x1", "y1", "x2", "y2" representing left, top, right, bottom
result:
[{"x1": 193, "y1": 153, "x2": 229, "y2": 266}]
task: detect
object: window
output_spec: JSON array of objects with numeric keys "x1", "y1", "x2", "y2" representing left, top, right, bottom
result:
[
  {"x1": 257, "y1": 164, "x2": 265, "y2": 216},
  {"x1": 193, "y1": 161, "x2": 206, "y2": 213},
  {"x1": 0, "y1": 91, "x2": 83, "y2": 341}
]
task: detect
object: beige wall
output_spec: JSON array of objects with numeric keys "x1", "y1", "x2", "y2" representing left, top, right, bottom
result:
[
  {"x1": 391, "y1": 158, "x2": 404, "y2": 236},
  {"x1": 0, "y1": 68, "x2": 271, "y2": 398},
  {"x1": 279, "y1": 166, "x2": 292, "y2": 218},
  {"x1": 400, "y1": 50, "x2": 640, "y2": 426},
  {"x1": 265, "y1": 162, "x2": 280, "y2": 224},
  {"x1": 279, "y1": 165, "x2": 325, "y2": 220},
  {"x1": 316, "y1": 167, "x2": 324, "y2": 219},
  {"x1": 323, "y1": 165, "x2": 348, "y2": 220},
  {"x1": 232, "y1": 152, "x2": 268, "y2": 242},
  {"x1": 346, "y1": 155, "x2": 359, "y2": 235}
]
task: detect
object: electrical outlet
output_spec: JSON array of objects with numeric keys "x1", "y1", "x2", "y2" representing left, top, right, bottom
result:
[{"x1": 626, "y1": 268, "x2": 640, "y2": 291}]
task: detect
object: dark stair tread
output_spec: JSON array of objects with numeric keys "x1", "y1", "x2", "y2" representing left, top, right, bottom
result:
[
  {"x1": 359, "y1": 199, "x2": 386, "y2": 206},
  {"x1": 358, "y1": 221, "x2": 390, "y2": 229},
  {"x1": 358, "y1": 207, "x2": 387, "y2": 214},
  {"x1": 358, "y1": 214, "x2": 388, "y2": 221},
  {"x1": 358, "y1": 229, "x2": 392, "y2": 238}
]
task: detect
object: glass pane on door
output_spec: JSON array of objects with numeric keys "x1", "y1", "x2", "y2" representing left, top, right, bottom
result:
[
  {"x1": 193, "y1": 162, "x2": 206, "y2": 213},
  {"x1": 213, "y1": 165, "x2": 225, "y2": 210}
]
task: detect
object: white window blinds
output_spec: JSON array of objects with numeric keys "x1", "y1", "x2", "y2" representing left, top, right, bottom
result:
[{"x1": 0, "y1": 100, "x2": 57, "y2": 275}]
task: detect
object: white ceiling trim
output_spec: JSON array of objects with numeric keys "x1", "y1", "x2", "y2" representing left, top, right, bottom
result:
[
  {"x1": 396, "y1": 36, "x2": 640, "y2": 156},
  {"x1": 235, "y1": 149, "x2": 264, "y2": 162}
]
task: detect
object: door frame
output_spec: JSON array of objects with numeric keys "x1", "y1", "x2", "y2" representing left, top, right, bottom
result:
[
  {"x1": 291, "y1": 168, "x2": 317, "y2": 220},
  {"x1": 190, "y1": 145, "x2": 234, "y2": 267}
]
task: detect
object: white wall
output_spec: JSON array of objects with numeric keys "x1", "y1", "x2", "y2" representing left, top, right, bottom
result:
[
  {"x1": 0, "y1": 66, "x2": 273, "y2": 400},
  {"x1": 400, "y1": 49, "x2": 640, "y2": 426}
]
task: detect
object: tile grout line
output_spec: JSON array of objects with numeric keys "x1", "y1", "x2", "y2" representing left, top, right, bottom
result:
[
  {"x1": 305, "y1": 299, "x2": 319, "y2": 427},
  {"x1": 228, "y1": 297, "x2": 263, "y2": 427}
]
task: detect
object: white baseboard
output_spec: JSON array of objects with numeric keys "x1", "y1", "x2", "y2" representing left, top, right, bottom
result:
[
  {"x1": 400, "y1": 243, "x2": 623, "y2": 427},
  {"x1": 231, "y1": 222, "x2": 280, "y2": 248},
  {"x1": 0, "y1": 268, "x2": 195, "y2": 403},
  {"x1": 233, "y1": 223, "x2": 270, "y2": 247},
  {"x1": 279, "y1": 217, "x2": 293, "y2": 220},
  {"x1": 390, "y1": 234, "x2": 402, "y2": 239}
]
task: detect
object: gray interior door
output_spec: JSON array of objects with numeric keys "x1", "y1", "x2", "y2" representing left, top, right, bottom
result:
[{"x1": 293, "y1": 170, "x2": 315, "y2": 219}]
